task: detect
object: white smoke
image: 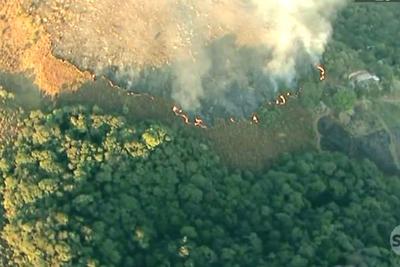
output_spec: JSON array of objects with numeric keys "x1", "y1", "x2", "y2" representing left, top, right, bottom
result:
[
  {"x1": 167, "y1": 0, "x2": 348, "y2": 110},
  {"x1": 172, "y1": 50, "x2": 211, "y2": 110},
  {"x1": 252, "y1": 0, "x2": 347, "y2": 80},
  {"x1": 31, "y1": 0, "x2": 348, "y2": 114}
]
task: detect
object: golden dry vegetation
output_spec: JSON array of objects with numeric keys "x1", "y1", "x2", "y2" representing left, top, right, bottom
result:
[
  {"x1": 1, "y1": 0, "x2": 268, "y2": 94},
  {"x1": 0, "y1": 0, "x2": 92, "y2": 95},
  {"x1": 21, "y1": 0, "x2": 269, "y2": 72}
]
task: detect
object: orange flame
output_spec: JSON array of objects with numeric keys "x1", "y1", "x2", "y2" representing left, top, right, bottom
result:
[
  {"x1": 194, "y1": 116, "x2": 207, "y2": 128},
  {"x1": 172, "y1": 105, "x2": 182, "y2": 115},
  {"x1": 275, "y1": 94, "x2": 287, "y2": 105},
  {"x1": 279, "y1": 95, "x2": 286, "y2": 105},
  {"x1": 269, "y1": 88, "x2": 301, "y2": 106},
  {"x1": 172, "y1": 105, "x2": 190, "y2": 124},
  {"x1": 316, "y1": 64, "x2": 326, "y2": 81},
  {"x1": 180, "y1": 114, "x2": 190, "y2": 124},
  {"x1": 251, "y1": 113, "x2": 259, "y2": 124}
]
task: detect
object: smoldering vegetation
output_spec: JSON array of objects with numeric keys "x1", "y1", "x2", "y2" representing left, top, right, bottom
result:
[
  {"x1": 106, "y1": 35, "x2": 316, "y2": 120},
  {"x1": 23, "y1": 0, "x2": 348, "y2": 119}
]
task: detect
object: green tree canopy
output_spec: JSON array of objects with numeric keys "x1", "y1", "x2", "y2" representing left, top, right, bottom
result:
[
  {"x1": 0, "y1": 105, "x2": 399, "y2": 267},
  {"x1": 331, "y1": 89, "x2": 357, "y2": 112}
]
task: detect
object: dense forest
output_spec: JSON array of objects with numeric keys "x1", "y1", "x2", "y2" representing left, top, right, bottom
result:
[
  {"x1": 1, "y1": 2, "x2": 400, "y2": 267},
  {"x1": 0, "y1": 88, "x2": 399, "y2": 266}
]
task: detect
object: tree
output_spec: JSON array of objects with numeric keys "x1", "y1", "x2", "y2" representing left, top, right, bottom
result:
[
  {"x1": 331, "y1": 89, "x2": 357, "y2": 112},
  {"x1": 0, "y1": 103, "x2": 399, "y2": 267}
]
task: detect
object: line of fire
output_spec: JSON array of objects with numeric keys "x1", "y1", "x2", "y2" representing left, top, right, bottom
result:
[{"x1": 169, "y1": 63, "x2": 325, "y2": 127}]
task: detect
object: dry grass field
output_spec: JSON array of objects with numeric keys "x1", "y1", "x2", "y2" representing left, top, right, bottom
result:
[{"x1": 0, "y1": 0, "x2": 92, "y2": 95}]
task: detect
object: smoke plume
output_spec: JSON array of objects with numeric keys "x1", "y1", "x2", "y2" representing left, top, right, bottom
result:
[{"x1": 28, "y1": 0, "x2": 348, "y2": 118}]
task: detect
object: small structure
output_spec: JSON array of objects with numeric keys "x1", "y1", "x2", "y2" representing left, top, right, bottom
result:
[
  {"x1": 348, "y1": 70, "x2": 380, "y2": 83},
  {"x1": 348, "y1": 70, "x2": 380, "y2": 90}
]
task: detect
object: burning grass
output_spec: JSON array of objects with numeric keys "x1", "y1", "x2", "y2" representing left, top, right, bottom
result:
[{"x1": 57, "y1": 79, "x2": 315, "y2": 170}]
